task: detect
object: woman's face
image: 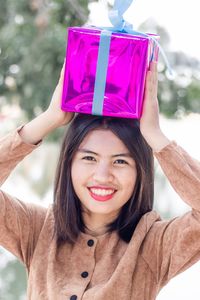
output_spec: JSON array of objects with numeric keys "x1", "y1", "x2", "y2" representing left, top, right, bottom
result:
[{"x1": 71, "y1": 129, "x2": 137, "y2": 221}]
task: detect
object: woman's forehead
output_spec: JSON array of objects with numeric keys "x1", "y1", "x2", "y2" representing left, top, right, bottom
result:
[{"x1": 78, "y1": 129, "x2": 129, "y2": 155}]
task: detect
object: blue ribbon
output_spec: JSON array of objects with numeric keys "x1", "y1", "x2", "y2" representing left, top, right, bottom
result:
[
  {"x1": 108, "y1": 0, "x2": 134, "y2": 31},
  {"x1": 92, "y1": 0, "x2": 173, "y2": 116}
]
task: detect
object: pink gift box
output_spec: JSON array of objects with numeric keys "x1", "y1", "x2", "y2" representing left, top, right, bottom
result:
[{"x1": 61, "y1": 26, "x2": 159, "y2": 119}]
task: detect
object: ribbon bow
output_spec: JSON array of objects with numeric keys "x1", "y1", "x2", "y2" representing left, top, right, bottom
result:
[
  {"x1": 92, "y1": 0, "x2": 173, "y2": 116},
  {"x1": 109, "y1": 0, "x2": 135, "y2": 32},
  {"x1": 108, "y1": 0, "x2": 173, "y2": 71}
]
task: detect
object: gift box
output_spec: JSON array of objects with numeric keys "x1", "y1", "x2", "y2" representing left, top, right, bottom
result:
[{"x1": 61, "y1": 26, "x2": 159, "y2": 119}]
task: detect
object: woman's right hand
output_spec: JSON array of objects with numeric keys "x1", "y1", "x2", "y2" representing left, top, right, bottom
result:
[
  {"x1": 19, "y1": 63, "x2": 74, "y2": 145},
  {"x1": 46, "y1": 62, "x2": 74, "y2": 127}
]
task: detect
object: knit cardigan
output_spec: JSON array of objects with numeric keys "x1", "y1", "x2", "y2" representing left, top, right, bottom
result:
[{"x1": 0, "y1": 128, "x2": 200, "y2": 300}]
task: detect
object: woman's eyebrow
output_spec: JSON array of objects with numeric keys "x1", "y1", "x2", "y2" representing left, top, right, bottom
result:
[
  {"x1": 78, "y1": 149, "x2": 98, "y2": 155},
  {"x1": 77, "y1": 148, "x2": 132, "y2": 158}
]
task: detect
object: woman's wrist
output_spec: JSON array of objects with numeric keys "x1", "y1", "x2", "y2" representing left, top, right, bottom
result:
[
  {"x1": 19, "y1": 110, "x2": 62, "y2": 145},
  {"x1": 142, "y1": 128, "x2": 171, "y2": 152}
]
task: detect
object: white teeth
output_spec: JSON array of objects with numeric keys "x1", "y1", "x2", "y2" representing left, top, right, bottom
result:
[{"x1": 90, "y1": 188, "x2": 115, "y2": 196}]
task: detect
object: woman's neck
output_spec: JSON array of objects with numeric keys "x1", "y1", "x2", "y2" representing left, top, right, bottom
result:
[{"x1": 83, "y1": 211, "x2": 116, "y2": 237}]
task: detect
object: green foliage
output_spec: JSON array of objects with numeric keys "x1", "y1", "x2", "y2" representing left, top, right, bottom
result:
[
  {"x1": 0, "y1": 0, "x2": 93, "y2": 122},
  {"x1": 158, "y1": 77, "x2": 200, "y2": 117}
]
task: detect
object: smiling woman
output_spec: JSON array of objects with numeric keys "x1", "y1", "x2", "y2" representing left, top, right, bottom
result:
[{"x1": 55, "y1": 115, "x2": 153, "y2": 240}]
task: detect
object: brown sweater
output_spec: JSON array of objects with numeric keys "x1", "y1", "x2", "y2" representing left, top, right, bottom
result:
[{"x1": 0, "y1": 128, "x2": 200, "y2": 300}]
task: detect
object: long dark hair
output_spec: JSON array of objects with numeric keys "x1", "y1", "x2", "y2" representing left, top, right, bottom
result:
[{"x1": 53, "y1": 114, "x2": 154, "y2": 245}]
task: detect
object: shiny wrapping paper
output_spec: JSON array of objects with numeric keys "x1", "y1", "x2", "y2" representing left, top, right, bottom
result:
[{"x1": 61, "y1": 27, "x2": 159, "y2": 119}]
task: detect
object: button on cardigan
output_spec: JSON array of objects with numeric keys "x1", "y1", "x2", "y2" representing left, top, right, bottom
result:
[{"x1": 0, "y1": 128, "x2": 200, "y2": 300}]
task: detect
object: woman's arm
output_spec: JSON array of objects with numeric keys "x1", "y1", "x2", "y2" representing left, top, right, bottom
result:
[
  {"x1": 0, "y1": 63, "x2": 73, "y2": 185},
  {"x1": 141, "y1": 61, "x2": 200, "y2": 205},
  {"x1": 140, "y1": 62, "x2": 200, "y2": 288},
  {"x1": 0, "y1": 63, "x2": 73, "y2": 265},
  {"x1": 140, "y1": 61, "x2": 170, "y2": 151},
  {"x1": 155, "y1": 142, "x2": 200, "y2": 209},
  {"x1": 142, "y1": 152, "x2": 200, "y2": 287}
]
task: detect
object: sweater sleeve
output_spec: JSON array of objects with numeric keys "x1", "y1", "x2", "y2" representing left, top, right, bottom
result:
[
  {"x1": 142, "y1": 141, "x2": 200, "y2": 288},
  {"x1": 0, "y1": 127, "x2": 47, "y2": 268},
  {"x1": 154, "y1": 141, "x2": 200, "y2": 210}
]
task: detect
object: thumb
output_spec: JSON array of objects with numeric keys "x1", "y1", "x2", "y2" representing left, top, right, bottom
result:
[{"x1": 58, "y1": 61, "x2": 66, "y2": 85}]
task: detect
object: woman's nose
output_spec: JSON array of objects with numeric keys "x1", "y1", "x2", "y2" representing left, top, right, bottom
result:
[{"x1": 92, "y1": 163, "x2": 114, "y2": 183}]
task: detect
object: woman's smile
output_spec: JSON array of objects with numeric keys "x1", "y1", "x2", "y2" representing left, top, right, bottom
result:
[{"x1": 87, "y1": 186, "x2": 117, "y2": 202}]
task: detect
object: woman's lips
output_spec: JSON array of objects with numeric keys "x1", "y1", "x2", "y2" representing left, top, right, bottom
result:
[{"x1": 88, "y1": 187, "x2": 116, "y2": 202}]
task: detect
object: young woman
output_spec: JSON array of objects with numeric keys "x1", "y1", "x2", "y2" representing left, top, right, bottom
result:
[{"x1": 0, "y1": 62, "x2": 200, "y2": 300}]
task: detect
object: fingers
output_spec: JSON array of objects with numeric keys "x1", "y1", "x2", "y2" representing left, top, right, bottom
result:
[
  {"x1": 147, "y1": 61, "x2": 158, "y2": 88},
  {"x1": 144, "y1": 61, "x2": 158, "y2": 101},
  {"x1": 59, "y1": 60, "x2": 66, "y2": 84}
]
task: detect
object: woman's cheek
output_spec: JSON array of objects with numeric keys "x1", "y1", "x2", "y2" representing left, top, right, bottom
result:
[{"x1": 72, "y1": 161, "x2": 94, "y2": 180}]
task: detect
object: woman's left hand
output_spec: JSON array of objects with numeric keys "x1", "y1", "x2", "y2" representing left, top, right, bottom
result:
[{"x1": 140, "y1": 62, "x2": 170, "y2": 151}]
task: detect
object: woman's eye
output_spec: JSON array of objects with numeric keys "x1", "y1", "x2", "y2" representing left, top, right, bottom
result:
[
  {"x1": 114, "y1": 159, "x2": 128, "y2": 165},
  {"x1": 82, "y1": 156, "x2": 96, "y2": 161}
]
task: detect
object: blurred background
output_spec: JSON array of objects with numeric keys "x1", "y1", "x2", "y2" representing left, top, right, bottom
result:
[{"x1": 0, "y1": 0, "x2": 200, "y2": 299}]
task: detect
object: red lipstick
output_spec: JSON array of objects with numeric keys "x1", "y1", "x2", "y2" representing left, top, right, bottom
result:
[{"x1": 88, "y1": 187, "x2": 116, "y2": 202}]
